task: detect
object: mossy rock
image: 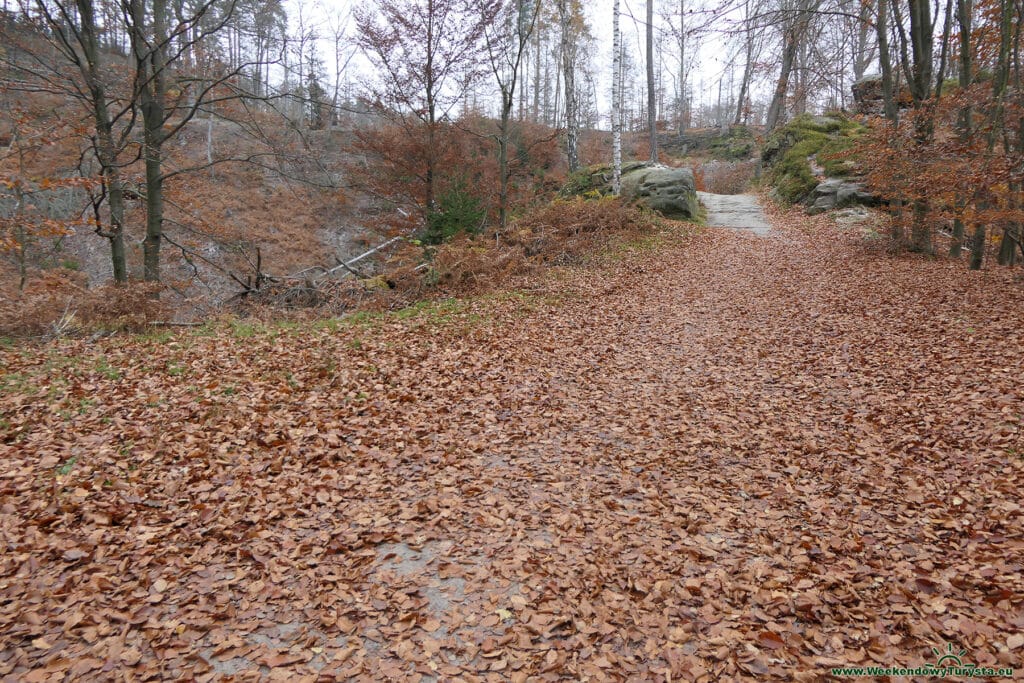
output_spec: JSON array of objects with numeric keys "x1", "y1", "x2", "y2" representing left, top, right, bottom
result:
[
  {"x1": 559, "y1": 162, "x2": 698, "y2": 220},
  {"x1": 561, "y1": 162, "x2": 647, "y2": 197},
  {"x1": 660, "y1": 125, "x2": 757, "y2": 160},
  {"x1": 761, "y1": 113, "x2": 866, "y2": 204}
]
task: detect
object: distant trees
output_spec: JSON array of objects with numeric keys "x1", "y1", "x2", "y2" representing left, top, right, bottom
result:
[
  {"x1": 0, "y1": 105, "x2": 84, "y2": 290},
  {"x1": 2, "y1": 0, "x2": 290, "y2": 285}
]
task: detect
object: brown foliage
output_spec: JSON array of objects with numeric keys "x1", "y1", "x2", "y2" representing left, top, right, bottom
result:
[
  {"x1": 399, "y1": 197, "x2": 664, "y2": 296},
  {"x1": 349, "y1": 117, "x2": 567, "y2": 233},
  {"x1": 0, "y1": 274, "x2": 166, "y2": 336},
  {"x1": 860, "y1": 84, "x2": 1023, "y2": 257},
  {"x1": 1, "y1": 212, "x2": 1021, "y2": 679},
  {"x1": 697, "y1": 160, "x2": 759, "y2": 195}
]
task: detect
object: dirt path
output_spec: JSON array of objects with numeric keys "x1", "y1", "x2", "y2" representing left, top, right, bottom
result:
[
  {"x1": 1, "y1": 212, "x2": 1022, "y2": 681},
  {"x1": 697, "y1": 191, "x2": 771, "y2": 235}
]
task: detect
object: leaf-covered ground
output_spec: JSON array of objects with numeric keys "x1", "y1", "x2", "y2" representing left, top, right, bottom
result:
[{"x1": 1, "y1": 210, "x2": 1022, "y2": 681}]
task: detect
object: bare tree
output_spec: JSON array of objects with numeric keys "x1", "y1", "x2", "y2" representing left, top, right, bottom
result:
[
  {"x1": 355, "y1": 0, "x2": 493, "y2": 215},
  {"x1": 646, "y1": 0, "x2": 657, "y2": 161},
  {"x1": 612, "y1": 0, "x2": 622, "y2": 193},
  {"x1": 482, "y1": 0, "x2": 538, "y2": 231},
  {"x1": 556, "y1": 0, "x2": 581, "y2": 171}
]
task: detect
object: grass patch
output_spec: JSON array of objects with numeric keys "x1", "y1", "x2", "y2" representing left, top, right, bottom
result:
[
  {"x1": 56, "y1": 456, "x2": 77, "y2": 477},
  {"x1": 1, "y1": 372, "x2": 32, "y2": 396},
  {"x1": 230, "y1": 320, "x2": 259, "y2": 338},
  {"x1": 140, "y1": 330, "x2": 174, "y2": 345},
  {"x1": 94, "y1": 358, "x2": 121, "y2": 380}
]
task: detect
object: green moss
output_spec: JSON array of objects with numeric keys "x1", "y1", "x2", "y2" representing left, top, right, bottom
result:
[
  {"x1": 560, "y1": 162, "x2": 646, "y2": 197},
  {"x1": 762, "y1": 113, "x2": 866, "y2": 203},
  {"x1": 707, "y1": 127, "x2": 757, "y2": 160}
]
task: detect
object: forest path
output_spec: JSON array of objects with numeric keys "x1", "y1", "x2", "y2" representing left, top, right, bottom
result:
[
  {"x1": 2, "y1": 211, "x2": 1023, "y2": 680},
  {"x1": 697, "y1": 191, "x2": 771, "y2": 235}
]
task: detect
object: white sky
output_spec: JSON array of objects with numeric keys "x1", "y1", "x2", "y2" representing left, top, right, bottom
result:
[{"x1": 302, "y1": 0, "x2": 774, "y2": 125}]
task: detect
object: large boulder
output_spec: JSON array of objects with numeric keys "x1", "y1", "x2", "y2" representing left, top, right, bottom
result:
[
  {"x1": 619, "y1": 164, "x2": 698, "y2": 220},
  {"x1": 561, "y1": 162, "x2": 699, "y2": 220},
  {"x1": 851, "y1": 75, "x2": 886, "y2": 116},
  {"x1": 805, "y1": 178, "x2": 878, "y2": 215}
]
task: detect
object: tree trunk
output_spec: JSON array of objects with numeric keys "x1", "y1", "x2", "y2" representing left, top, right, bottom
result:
[
  {"x1": 950, "y1": 0, "x2": 972, "y2": 258},
  {"x1": 677, "y1": 0, "x2": 686, "y2": 134},
  {"x1": 498, "y1": 104, "x2": 510, "y2": 231},
  {"x1": 876, "y1": 0, "x2": 898, "y2": 123},
  {"x1": 908, "y1": 0, "x2": 934, "y2": 253},
  {"x1": 532, "y1": 19, "x2": 541, "y2": 122},
  {"x1": 130, "y1": 0, "x2": 169, "y2": 282},
  {"x1": 558, "y1": 0, "x2": 579, "y2": 171},
  {"x1": 969, "y1": 222, "x2": 985, "y2": 269},
  {"x1": 766, "y1": 30, "x2": 797, "y2": 131},
  {"x1": 646, "y1": 0, "x2": 657, "y2": 163},
  {"x1": 78, "y1": 0, "x2": 128, "y2": 283},
  {"x1": 734, "y1": 3, "x2": 755, "y2": 126},
  {"x1": 612, "y1": 0, "x2": 622, "y2": 193}
]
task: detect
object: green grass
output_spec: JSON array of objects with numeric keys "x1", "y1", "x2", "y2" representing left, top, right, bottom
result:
[
  {"x1": 140, "y1": 330, "x2": 174, "y2": 345},
  {"x1": 229, "y1": 320, "x2": 259, "y2": 338},
  {"x1": 94, "y1": 358, "x2": 121, "y2": 380},
  {"x1": 56, "y1": 456, "x2": 77, "y2": 476},
  {"x1": 0, "y1": 372, "x2": 32, "y2": 396}
]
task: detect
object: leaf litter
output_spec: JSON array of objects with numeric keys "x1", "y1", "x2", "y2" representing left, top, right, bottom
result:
[{"x1": 0, "y1": 209, "x2": 1022, "y2": 681}]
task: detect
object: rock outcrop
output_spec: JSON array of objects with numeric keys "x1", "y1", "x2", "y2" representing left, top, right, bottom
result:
[
  {"x1": 805, "y1": 178, "x2": 878, "y2": 215},
  {"x1": 619, "y1": 165, "x2": 698, "y2": 220},
  {"x1": 561, "y1": 162, "x2": 699, "y2": 220}
]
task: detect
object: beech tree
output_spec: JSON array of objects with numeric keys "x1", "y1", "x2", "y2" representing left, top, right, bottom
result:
[
  {"x1": 355, "y1": 0, "x2": 493, "y2": 216},
  {"x1": 482, "y1": 0, "x2": 537, "y2": 231}
]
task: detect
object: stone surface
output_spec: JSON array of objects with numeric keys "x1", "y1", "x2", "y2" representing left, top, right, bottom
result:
[
  {"x1": 697, "y1": 191, "x2": 770, "y2": 236},
  {"x1": 562, "y1": 162, "x2": 698, "y2": 219},
  {"x1": 620, "y1": 165, "x2": 698, "y2": 220},
  {"x1": 805, "y1": 179, "x2": 877, "y2": 215}
]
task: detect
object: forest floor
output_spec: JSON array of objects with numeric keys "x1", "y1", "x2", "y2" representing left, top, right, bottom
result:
[{"x1": 1, "y1": 203, "x2": 1023, "y2": 681}]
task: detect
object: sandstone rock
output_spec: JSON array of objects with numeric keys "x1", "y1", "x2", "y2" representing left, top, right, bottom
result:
[
  {"x1": 805, "y1": 179, "x2": 877, "y2": 215},
  {"x1": 619, "y1": 165, "x2": 698, "y2": 220},
  {"x1": 563, "y1": 162, "x2": 699, "y2": 220}
]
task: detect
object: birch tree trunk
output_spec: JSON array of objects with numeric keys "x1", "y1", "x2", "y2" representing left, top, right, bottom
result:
[
  {"x1": 612, "y1": 0, "x2": 622, "y2": 194},
  {"x1": 646, "y1": 0, "x2": 657, "y2": 162},
  {"x1": 678, "y1": 0, "x2": 686, "y2": 134}
]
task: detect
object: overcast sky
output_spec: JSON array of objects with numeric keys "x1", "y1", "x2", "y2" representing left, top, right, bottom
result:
[{"x1": 306, "y1": 0, "x2": 766, "y2": 124}]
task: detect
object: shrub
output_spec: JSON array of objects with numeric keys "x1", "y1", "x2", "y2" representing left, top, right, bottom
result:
[
  {"x1": 396, "y1": 196, "x2": 665, "y2": 296},
  {"x1": 421, "y1": 178, "x2": 487, "y2": 245},
  {"x1": 697, "y1": 160, "x2": 760, "y2": 195},
  {"x1": 0, "y1": 273, "x2": 166, "y2": 337}
]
